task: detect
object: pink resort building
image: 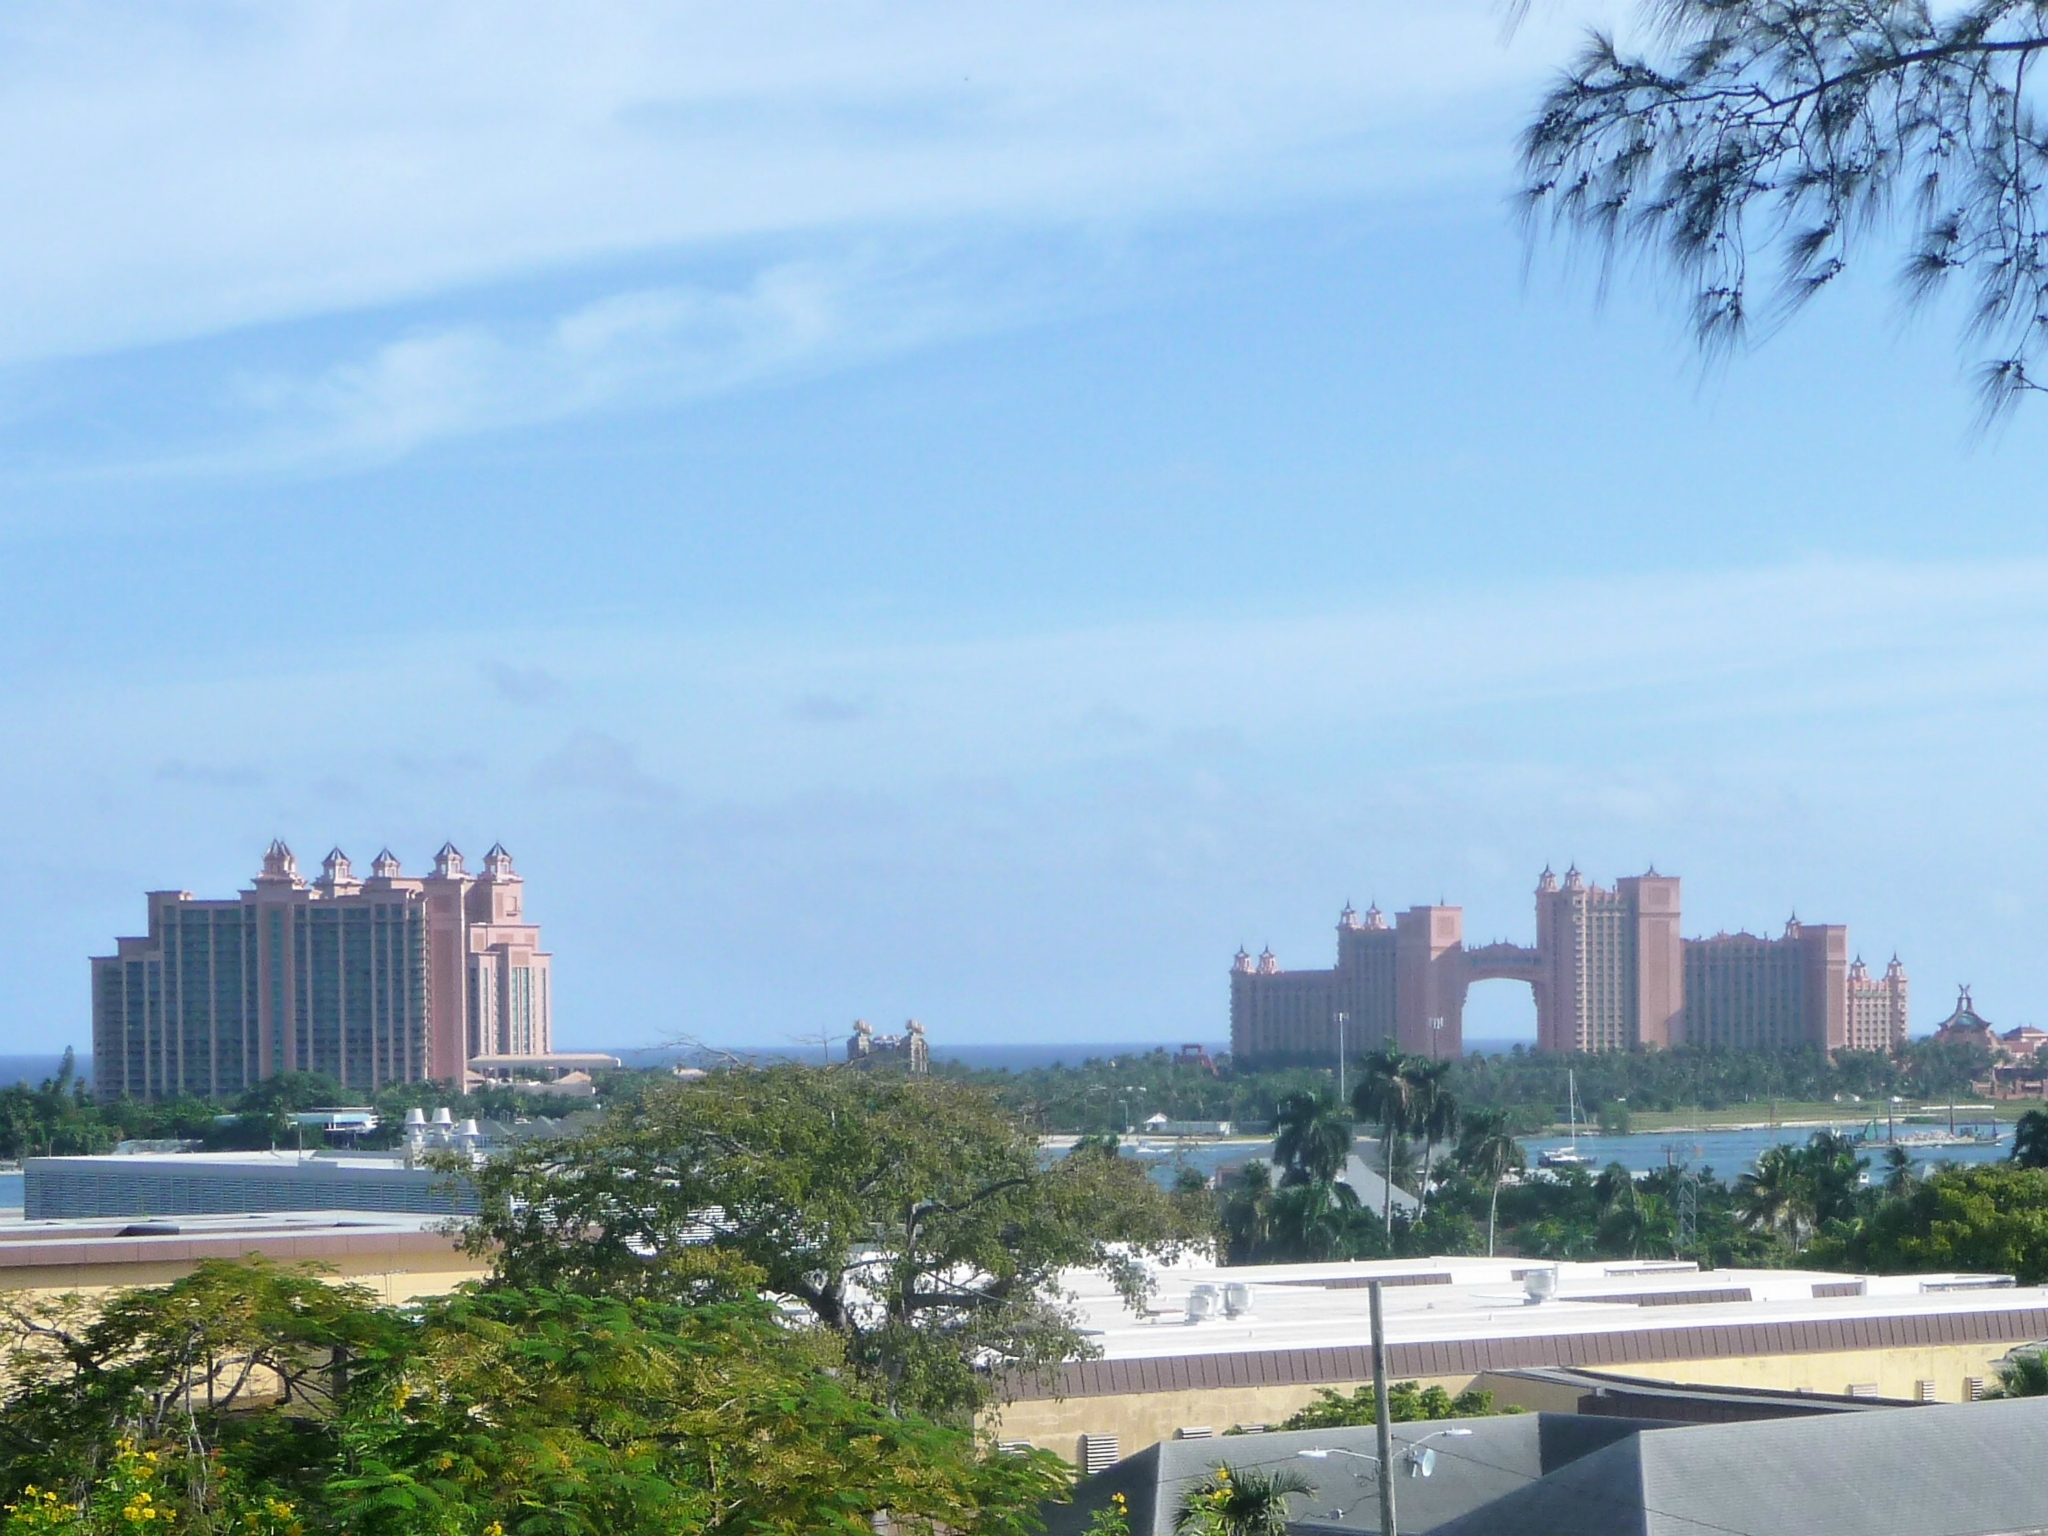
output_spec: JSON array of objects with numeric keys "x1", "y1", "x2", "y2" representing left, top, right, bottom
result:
[
  {"x1": 92, "y1": 842, "x2": 553, "y2": 1100},
  {"x1": 1231, "y1": 868, "x2": 1909, "y2": 1061}
]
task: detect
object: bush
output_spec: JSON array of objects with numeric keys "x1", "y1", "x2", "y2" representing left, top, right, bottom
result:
[{"x1": 1267, "y1": 1381, "x2": 1507, "y2": 1431}]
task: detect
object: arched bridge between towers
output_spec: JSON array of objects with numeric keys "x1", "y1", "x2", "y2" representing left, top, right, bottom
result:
[{"x1": 1397, "y1": 940, "x2": 1550, "y2": 1056}]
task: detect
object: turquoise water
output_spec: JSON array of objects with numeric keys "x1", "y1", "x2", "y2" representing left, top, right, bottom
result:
[{"x1": 0, "y1": 1172, "x2": 21, "y2": 1209}]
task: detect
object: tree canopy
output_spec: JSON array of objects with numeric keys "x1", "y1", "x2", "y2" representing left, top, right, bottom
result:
[
  {"x1": 1522, "y1": 0, "x2": 2048, "y2": 414},
  {"x1": 463, "y1": 1065, "x2": 1208, "y2": 1421},
  {"x1": 1815, "y1": 1162, "x2": 2048, "y2": 1281},
  {"x1": 0, "y1": 1258, "x2": 1070, "y2": 1536}
]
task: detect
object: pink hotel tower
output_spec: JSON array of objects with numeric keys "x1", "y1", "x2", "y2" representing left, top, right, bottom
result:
[
  {"x1": 1231, "y1": 866, "x2": 1909, "y2": 1061},
  {"x1": 92, "y1": 842, "x2": 552, "y2": 1100}
]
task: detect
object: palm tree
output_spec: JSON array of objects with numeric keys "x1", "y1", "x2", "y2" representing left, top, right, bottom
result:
[
  {"x1": 2013, "y1": 1109, "x2": 2048, "y2": 1169},
  {"x1": 1268, "y1": 1177, "x2": 1364, "y2": 1263},
  {"x1": 1220, "y1": 1159, "x2": 1275, "y2": 1263},
  {"x1": 1174, "y1": 1464, "x2": 1318, "y2": 1536},
  {"x1": 1353, "y1": 1048, "x2": 1421, "y2": 1234},
  {"x1": 1736, "y1": 1145, "x2": 1808, "y2": 1247},
  {"x1": 1992, "y1": 1350, "x2": 2048, "y2": 1398},
  {"x1": 1459, "y1": 1109, "x2": 1524, "y2": 1256},
  {"x1": 1594, "y1": 1161, "x2": 1636, "y2": 1213},
  {"x1": 1799, "y1": 1129, "x2": 1867, "y2": 1227},
  {"x1": 1272, "y1": 1091, "x2": 1354, "y2": 1186},
  {"x1": 1409, "y1": 1060, "x2": 1459, "y2": 1218},
  {"x1": 1881, "y1": 1144, "x2": 1917, "y2": 1197}
]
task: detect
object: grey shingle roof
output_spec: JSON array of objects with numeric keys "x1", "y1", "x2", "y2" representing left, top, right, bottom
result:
[
  {"x1": 1042, "y1": 1414, "x2": 1655, "y2": 1536},
  {"x1": 1429, "y1": 1395, "x2": 2048, "y2": 1536}
]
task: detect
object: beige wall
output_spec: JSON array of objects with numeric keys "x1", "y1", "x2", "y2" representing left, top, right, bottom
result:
[
  {"x1": 0, "y1": 1246, "x2": 491, "y2": 1310},
  {"x1": 989, "y1": 1339, "x2": 2026, "y2": 1463}
]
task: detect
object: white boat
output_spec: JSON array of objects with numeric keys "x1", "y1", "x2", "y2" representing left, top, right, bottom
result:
[{"x1": 1539, "y1": 1071, "x2": 1590, "y2": 1170}]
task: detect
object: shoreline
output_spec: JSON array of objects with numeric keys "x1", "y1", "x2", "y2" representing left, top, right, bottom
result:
[{"x1": 1041, "y1": 1113, "x2": 2016, "y2": 1147}]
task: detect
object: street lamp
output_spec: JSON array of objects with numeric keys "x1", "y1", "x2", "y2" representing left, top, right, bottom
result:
[
  {"x1": 1296, "y1": 1282, "x2": 1480, "y2": 1536},
  {"x1": 1300, "y1": 1429, "x2": 1474, "y2": 1494},
  {"x1": 1335, "y1": 1012, "x2": 1348, "y2": 1101},
  {"x1": 1428, "y1": 1015, "x2": 1445, "y2": 1062},
  {"x1": 1889, "y1": 1095, "x2": 1904, "y2": 1145}
]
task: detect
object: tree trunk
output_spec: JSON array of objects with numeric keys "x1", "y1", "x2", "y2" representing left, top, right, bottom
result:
[
  {"x1": 1383, "y1": 1129, "x2": 1395, "y2": 1236},
  {"x1": 1488, "y1": 1178, "x2": 1501, "y2": 1257}
]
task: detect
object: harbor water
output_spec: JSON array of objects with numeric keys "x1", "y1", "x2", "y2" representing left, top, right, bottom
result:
[{"x1": 1112, "y1": 1120, "x2": 2013, "y2": 1186}]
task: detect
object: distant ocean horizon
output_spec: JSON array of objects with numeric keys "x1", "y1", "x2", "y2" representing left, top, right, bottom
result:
[{"x1": 0, "y1": 1054, "x2": 87, "y2": 1088}]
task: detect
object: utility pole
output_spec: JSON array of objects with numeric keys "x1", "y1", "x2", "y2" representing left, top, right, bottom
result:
[{"x1": 1369, "y1": 1279, "x2": 1397, "y2": 1536}]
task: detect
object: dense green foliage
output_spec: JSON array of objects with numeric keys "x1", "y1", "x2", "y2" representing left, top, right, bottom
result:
[
  {"x1": 946, "y1": 1041, "x2": 1997, "y2": 1137},
  {"x1": 1260, "y1": 1382, "x2": 1503, "y2": 1433},
  {"x1": 0, "y1": 1053, "x2": 578, "y2": 1160},
  {"x1": 0, "y1": 1066, "x2": 1231, "y2": 1533},
  {"x1": 465, "y1": 1066, "x2": 1209, "y2": 1421},
  {"x1": 1813, "y1": 1164, "x2": 2048, "y2": 1284},
  {"x1": 0, "y1": 1259, "x2": 1068, "y2": 1536},
  {"x1": 1992, "y1": 1350, "x2": 2048, "y2": 1398},
  {"x1": 1171, "y1": 1465, "x2": 1316, "y2": 1536}
]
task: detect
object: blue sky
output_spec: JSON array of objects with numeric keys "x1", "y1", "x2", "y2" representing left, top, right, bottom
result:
[{"x1": 7, "y1": 1, "x2": 2048, "y2": 1055}]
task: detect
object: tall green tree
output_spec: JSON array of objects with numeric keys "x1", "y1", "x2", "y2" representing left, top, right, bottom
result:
[
  {"x1": 1352, "y1": 1049, "x2": 1422, "y2": 1235},
  {"x1": 1818, "y1": 1163, "x2": 2048, "y2": 1283},
  {"x1": 1456, "y1": 1109, "x2": 1524, "y2": 1257},
  {"x1": 1881, "y1": 1144, "x2": 1918, "y2": 1197},
  {"x1": 464, "y1": 1066, "x2": 1208, "y2": 1421},
  {"x1": 2013, "y1": 1110, "x2": 2048, "y2": 1169},
  {"x1": 1271, "y1": 1091, "x2": 1353, "y2": 1186},
  {"x1": 1266, "y1": 1178, "x2": 1365, "y2": 1263},
  {"x1": 1408, "y1": 1060, "x2": 1458, "y2": 1218},
  {"x1": 1219, "y1": 1160, "x2": 1276, "y2": 1265},
  {"x1": 1520, "y1": 1, "x2": 2048, "y2": 415},
  {"x1": 1735, "y1": 1144, "x2": 1805, "y2": 1246}
]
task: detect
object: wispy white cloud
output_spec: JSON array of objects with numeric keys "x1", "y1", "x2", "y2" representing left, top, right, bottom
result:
[
  {"x1": 193, "y1": 240, "x2": 1065, "y2": 469},
  {"x1": 0, "y1": 3, "x2": 1607, "y2": 366},
  {"x1": 0, "y1": 2, "x2": 1638, "y2": 473}
]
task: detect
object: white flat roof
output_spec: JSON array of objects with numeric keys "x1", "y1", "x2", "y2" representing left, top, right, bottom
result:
[
  {"x1": 1059, "y1": 1255, "x2": 2043, "y2": 1361},
  {"x1": 30, "y1": 1150, "x2": 409, "y2": 1170},
  {"x1": 0, "y1": 1210, "x2": 466, "y2": 1273}
]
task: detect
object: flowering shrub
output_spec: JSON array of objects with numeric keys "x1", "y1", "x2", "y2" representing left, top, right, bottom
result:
[
  {"x1": 1, "y1": 1442, "x2": 308, "y2": 1536},
  {"x1": 1082, "y1": 1489, "x2": 1132, "y2": 1536}
]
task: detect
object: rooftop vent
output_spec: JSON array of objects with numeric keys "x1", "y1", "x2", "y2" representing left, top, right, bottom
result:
[{"x1": 1524, "y1": 1267, "x2": 1559, "y2": 1304}]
